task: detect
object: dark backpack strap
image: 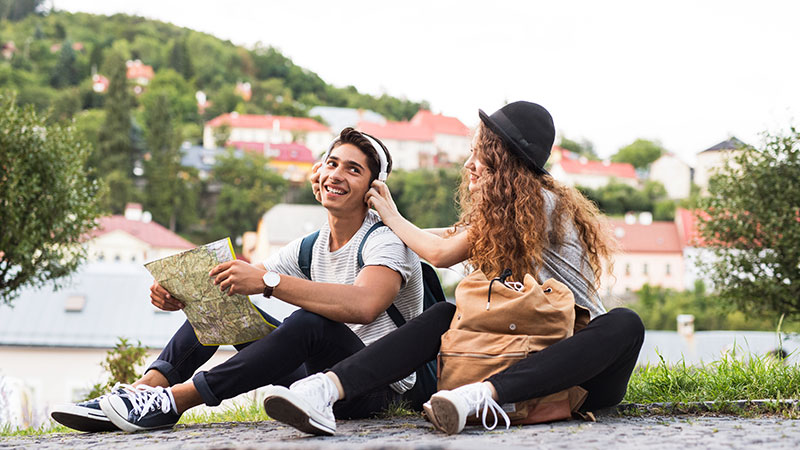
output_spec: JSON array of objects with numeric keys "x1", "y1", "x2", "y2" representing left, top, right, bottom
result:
[
  {"x1": 355, "y1": 221, "x2": 409, "y2": 327},
  {"x1": 356, "y1": 221, "x2": 386, "y2": 268},
  {"x1": 298, "y1": 230, "x2": 320, "y2": 280}
]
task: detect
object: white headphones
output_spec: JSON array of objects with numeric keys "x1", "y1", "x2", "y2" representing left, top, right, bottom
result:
[{"x1": 323, "y1": 133, "x2": 388, "y2": 181}]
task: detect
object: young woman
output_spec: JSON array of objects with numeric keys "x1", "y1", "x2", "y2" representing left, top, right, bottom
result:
[{"x1": 262, "y1": 101, "x2": 644, "y2": 436}]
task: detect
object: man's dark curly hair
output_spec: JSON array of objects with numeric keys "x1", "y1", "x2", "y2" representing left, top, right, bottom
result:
[{"x1": 329, "y1": 127, "x2": 393, "y2": 182}]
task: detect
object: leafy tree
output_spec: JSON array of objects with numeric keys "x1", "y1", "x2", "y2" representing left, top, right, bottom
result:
[
  {"x1": 209, "y1": 151, "x2": 287, "y2": 240},
  {"x1": 0, "y1": 94, "x2": 101, "y2": 305},
  {"x1": 696, "y1": 128, "x2": 800, "y2": 319},
  {"x1": 49, "y1": 87, "x2": 81, "y2": 123},
  {"x1": 388, "y1": 169, "x2": 462, "y2": 228},
  {"x1": 612, "y1": 139, "x2": 665, "y2": 169},
  {"x1": 558, "y1": 136, "x2": 598, "y2": 160},
  {"x1": 97, "y1": 49, "x2": 134, "y2": 176}
]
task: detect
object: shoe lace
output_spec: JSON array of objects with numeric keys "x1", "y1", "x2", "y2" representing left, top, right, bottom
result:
[
  {"x1": 127, "y1": 386, "x2": 173, "y2": 420},
  {"x1": 80, "y1": 383, "x2": 139, "y2": 405},
  {"x1": 463, "y1": 386, "x2": 511, "y2": 431},
  {"x1": 290, "y1": 373, "x2": 336, "y2": 412}
]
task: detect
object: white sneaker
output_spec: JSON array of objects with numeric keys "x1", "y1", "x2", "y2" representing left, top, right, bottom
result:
[
  {"x1": 429, "y1": 382, "x2": 511, "y2": 435},
  {"x1": 262, "y1": 373, "x2": 338, "y2": 436}
]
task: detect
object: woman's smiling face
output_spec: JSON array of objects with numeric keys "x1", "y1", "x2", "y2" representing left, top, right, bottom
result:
[{"x1": 464, "y1": 131, "x2": 487, "y2": 193}]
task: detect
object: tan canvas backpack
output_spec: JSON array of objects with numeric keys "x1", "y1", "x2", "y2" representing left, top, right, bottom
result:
[{"x1": 438, "y1": 269, "x2": 591, "y2": 424}]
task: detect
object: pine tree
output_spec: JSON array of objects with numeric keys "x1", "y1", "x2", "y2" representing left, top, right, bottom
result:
[
  {"x1": 97, "y1": 50, "x2": 133, "y2": 177},
  {"x1": 143, "y1": 91, "x2": 181, "y2": 230},
  {"x1": 168, "y1": 37, "x2": 194, "y2": 80},
  {"x1": 50, "y1": 40, "x2": 79, "y2": 88}
]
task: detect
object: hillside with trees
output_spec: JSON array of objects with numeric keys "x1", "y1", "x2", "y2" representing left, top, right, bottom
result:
[{"x1": 1, "y1": 5, "x2": 434, "y2": 245}]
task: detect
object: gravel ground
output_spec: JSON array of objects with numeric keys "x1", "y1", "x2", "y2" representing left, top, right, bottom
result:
[{"x1": 2, "y1": 414, "x2": 799, "y2": 449}]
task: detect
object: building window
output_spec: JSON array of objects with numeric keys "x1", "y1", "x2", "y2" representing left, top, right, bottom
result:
[
  {"x1": 65, "y1": 295, "x2": 86, "y2": 312},
  {"x1": 643, "y1": 264, "x2": 648, "y2": 275},
  {"x1": 114, "y1": 254, "x2": 121, "y2": 262},
  {"x1": 625, "y1": 263, "x2": 631, "y2": 276},
  {"x1": 666, "y1": 264, "x2": 671, "y2": 276}
]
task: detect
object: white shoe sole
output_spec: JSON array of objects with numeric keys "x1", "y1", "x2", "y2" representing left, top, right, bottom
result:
[
  {"x1": 99, "y1": 396, "x2": 175, "y2": 432},
  {"x1": 429, "y1": 391, "x2": 467, "y2": 435},
  {"x1": 50, "y1": 404, "x2": 119, "y2": 432},
  {"x1": 263, "y1": 386, "x2": 335, "y2": 436}
]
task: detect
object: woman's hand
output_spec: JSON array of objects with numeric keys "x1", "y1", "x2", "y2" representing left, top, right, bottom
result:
[
  {"x1": 150, "y1": 281, "x2": 184, "y2": 311},
  {"x1": 209, "y1": 260, "x2": 267, "y2": 296},
  {"x1": 309, "y1": 161, "x2": 323, "y2": 203},
  {"x1": 365, "y1": 180, "x2": 401, "y2": 224}
]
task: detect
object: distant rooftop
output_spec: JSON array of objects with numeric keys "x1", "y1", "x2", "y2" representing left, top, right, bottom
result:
[
  {"x1": 701, "y1": 136, "x2": 746, "y2": 153},
  {"x1": 207, "y1": 113, "x2": 329, "y2": 132},
  {"x1": 308, "y1": 106, "x2": 386, "y2": 134},
  {"x1": 0, "y1": 263, "x2": 275, "y2": 348},
  {"x1": 89, "y1": 215, "x2": 195, "y2": 250},
  {"x1": 610, "y1": 219, "x2": 682, "y2": 253}
]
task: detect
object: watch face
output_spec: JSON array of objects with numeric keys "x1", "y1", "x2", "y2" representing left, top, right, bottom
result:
[{"x1": 263, "y1": 271, "x2": 280, "y2": 287}]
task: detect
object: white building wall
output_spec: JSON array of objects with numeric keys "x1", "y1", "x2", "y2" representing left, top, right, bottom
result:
[
  {"x1": 433, "y1": 133, "x2": 471, "y2": 165},
  {"x1": 603, "y1": 252, "x2": 685, "y2": 295},
  {"x1": 650, "y1": 155, "x2": 691, "y2": 199},
  {"x1": 694, "y1": 149, "x2": 741, "y2": 194}
]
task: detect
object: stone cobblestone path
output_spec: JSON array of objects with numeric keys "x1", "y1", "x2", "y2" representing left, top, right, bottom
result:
[{"x1": 2, "y1": 415, "x2": 799, "y2": 449}]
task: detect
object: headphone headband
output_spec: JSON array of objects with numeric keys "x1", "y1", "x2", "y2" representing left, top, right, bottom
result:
[{"x1": 323, "y1": 132, "x2": 388, "y2": 181}]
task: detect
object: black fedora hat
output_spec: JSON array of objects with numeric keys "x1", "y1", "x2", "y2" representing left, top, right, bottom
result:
[{"x1": 478, "y1": 101, "x2": 555, "y2": 175}]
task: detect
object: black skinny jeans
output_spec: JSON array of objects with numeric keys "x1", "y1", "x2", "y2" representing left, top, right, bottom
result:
[
  {"x1": 333, "y1": 302, "x2": 644, "y2": 410},
  {"x1": 148, "y1": 307, "x2": 402, "y2": 419}
]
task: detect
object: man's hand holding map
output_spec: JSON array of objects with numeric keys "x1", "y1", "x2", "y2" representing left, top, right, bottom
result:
[{"x1": 144, "y1": 238, "x2": 275, "y2": 346}]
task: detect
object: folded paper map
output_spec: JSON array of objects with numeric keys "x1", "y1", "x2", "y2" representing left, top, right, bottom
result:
[{"x1": 144, "y1": 237, "x2": 275, "y2": 345}]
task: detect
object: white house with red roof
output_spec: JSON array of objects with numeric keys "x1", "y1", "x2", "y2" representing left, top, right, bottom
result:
[
  {"x1": 602, "y1": 213, "x2": 685, "y2": 296},
  {"x1": 263, "y1": 142, "x2": 317, "y2": 183},
  {"x1": 86, "y1": 203, "x2": 195, "y2": 264},
  {"x1": 357, "y1": 110, "x2": 472, "y2": 171},
  {"x1": 549, "y1": 147, "x2": 638, "y2": 189},
  {"x1": 203, "y1": 112, "x2": 333, "y2": 156}
]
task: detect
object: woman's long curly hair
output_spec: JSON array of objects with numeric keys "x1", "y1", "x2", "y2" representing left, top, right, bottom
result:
[{"x1": 452, "y1": 124, "x2": 616, "y2": 296}]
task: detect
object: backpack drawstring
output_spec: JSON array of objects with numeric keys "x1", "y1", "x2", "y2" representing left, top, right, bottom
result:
[{"x1": 486, "y1": 268, "x2": 513, "y2": 310}]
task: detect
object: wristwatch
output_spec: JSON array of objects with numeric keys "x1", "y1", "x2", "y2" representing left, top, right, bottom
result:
[{"x1": 262, "y1": 271, "x2": 281, "y2": 298}]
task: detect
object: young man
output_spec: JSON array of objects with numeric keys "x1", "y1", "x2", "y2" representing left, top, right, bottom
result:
[{"x1": 51, "y1": 128, "x2": 423, "y2": 434}]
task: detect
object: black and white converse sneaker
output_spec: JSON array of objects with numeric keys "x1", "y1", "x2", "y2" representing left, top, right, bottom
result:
[
  {"x1": 50, "y1": 384, "x2": 139, "y2": 432},
  {"x1": 99, "y1": 385, "x2": 181, "y2": 432}
]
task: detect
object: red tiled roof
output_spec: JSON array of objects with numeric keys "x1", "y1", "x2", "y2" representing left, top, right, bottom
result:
[
  {"x1": 207, "y1": 113, "x2": 329, "y2": 132},
  {"x1": 226, "y1": 142, "x2": 316, "y2": 163},
  {"x1": 126, "y1": 61, "x2": 154, "y2": 81},
  {"x1": 557, "y1": 158, "x2": 637, "y2": 179},
  {"x1": 89, "y1": 216, "x2": 195, "y2": 249},
  {"x1": 675, "y1": 208, "x2": 711, "y2": 247},
  {"x1": 357, "y1": 120, "x2": 434, "y2": 141},
  {"x1": 610, "y1": 220, "x2": 682, "y2": 253},
  {"x1": 410, "y1": 110, "x2": 471, "y2": 136}
]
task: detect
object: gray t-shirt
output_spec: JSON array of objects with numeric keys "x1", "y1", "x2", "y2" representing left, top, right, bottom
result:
[
  {"x1": 262, "y1": 210, "x2": 423, "y2": 393},
  {"x1": 539, "y1": 190, "x2": 607, "y2": 319}
]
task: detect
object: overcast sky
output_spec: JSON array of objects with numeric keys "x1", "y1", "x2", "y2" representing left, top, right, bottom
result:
[{"x1": 54, "y1": 0, "x2": 800, "y2": 163}]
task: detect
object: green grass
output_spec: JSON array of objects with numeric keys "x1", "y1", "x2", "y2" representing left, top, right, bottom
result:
[
  {"x1": 3, "y1": 354, "x2": 800, "y2": 436},
  {"x1": 178, "y1": 399, "x2": 271, "y2": 425},
  {"x1": 0, "y1": 423, "x2": 74, "y2": 437},
  {"x1": 624, "y1": 351, "x2": 800, "y2": 407}
]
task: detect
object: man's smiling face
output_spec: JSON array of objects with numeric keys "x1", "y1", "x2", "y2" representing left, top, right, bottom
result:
[{"x1": 319, "y1": 143, "x2": 373, "y2": 214}]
